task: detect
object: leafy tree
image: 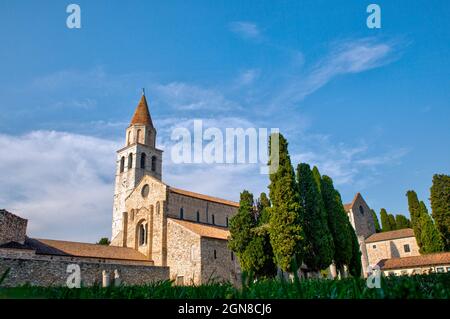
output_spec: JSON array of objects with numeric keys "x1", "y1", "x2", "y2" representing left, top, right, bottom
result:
[
  {"x1": 380, "y1": 208, "x2": 391, "y2": 232},
  {"x1": 320, "y1": 174, "x2": 352, "y2": 273},
  {"x1": 388, "y1": 214, "x2": 397, "y2": 231},
  {"x1": 348, "y1": 226, "x2": 362, "y2": 277},
  {"x1": 97, "y1": 238, "x2": 110, "y2": 245},
  {"x1": 230, "y1": 191, "x2": 277, "y2": 278},
  {"x1": 430, "y1": 174, "x2": 450, "y2": 250},
  {"x1": 371, "y1": 209, "x2": 381, "y2": 233},
  {"x1": 229, "y1": 190, "x2": 255, "y2": 271},
  {"x1": 268, "y1": 133, "x2": 305, "y2": 272},
  {"x1": 407, "y1": 190, "x2": 423, "y2": 249},
  {"x1": 296, "y1": 163, "x2": 334, "y2": 271},
  {"x1": 248, "y1": 193, "x2": 277, "y2": 278},
  {"x1": 419, "y1": 201, "x2": 444, "y2": 254},
  {"x1": 395, "y1": 215, "x2": 411, "y2": 230}
]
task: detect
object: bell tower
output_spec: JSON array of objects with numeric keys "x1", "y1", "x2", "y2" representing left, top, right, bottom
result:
[{"x1": 111, "y1": 91, "x2": 163, "y2": 246}]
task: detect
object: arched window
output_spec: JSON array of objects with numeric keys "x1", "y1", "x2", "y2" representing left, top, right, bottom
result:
[
  {"x1": 136, "y1": 129, "x2": 141, "y2": 144},
  {"x1": 359, "y1": 205, "x2": 364, "y2": 215},
  {"x1": 151, "y1": 156, "x2": 157, "y2": 172},
  {"x1": 128, "y1": 153, "x2": 133, "y2": 169},
  {"x1": 226, "y1": 217, "x2": 229, "y2": 227},
  {"x1": 180, "y1": 207, "x2": 184, "y2": 219},
  {"x1": 140, "y1": 153, "x2": 146, "y2": 169},
  {"x1": 196, "y1": 211, "x2": 200, "y2": 222},
  {"x1": 211, "y1": 214, "x2": 215, "y2": 225},
  {"x1": 214, "y1": 249, "x2": 217, "y2": 259},
  {"x1": 139, "y1": 223, "x2": 147, "y2": 246},
  {"x1": 231, "y1": 251, "x2": 234, "y2": 261},
  {"x1": 120, "y1": 156, "x2": 125, "y2": 173}
]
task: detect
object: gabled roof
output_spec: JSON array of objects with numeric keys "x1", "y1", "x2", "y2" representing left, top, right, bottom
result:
[
  {"x1": 343, "y1": 192, "x2": 362, "y2": 212},
  {"x1": 365, "y1": 228, "x2": 415, "y2": 243},
  {"x1": 377, "y1": 252, "x2": 450, "y2": 270},
  {"x1": 23, "y1": 238, "x2": 152, "y2": 262},
  {"x1": 130, "y1": 93, "x2": 153, "y2": 126},
  {"x1": 170, "y1": 218, "x2": 230, "y2": 240},
  {"x1": 169, "y1": 187, "x2": 239, "y2": 208}
]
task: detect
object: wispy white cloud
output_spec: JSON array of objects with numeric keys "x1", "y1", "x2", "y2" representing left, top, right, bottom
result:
[
  {"x1": 236, "y1": 69, "x2": 261, "y2": 86},
  {"x1": 229, "y1": 21, "x2": 262, "y2": 41},
  {"x1": 152, "y1": 82, "x2": 241, "y2": 111},
  {"x1": 0, "y1": 131, "x2": 120, "y2": 242},
  {"x1": 291, "y1": 134, "x2": 410, "y2": 188},
  {"x1": 270, "y1": 38, "x2": 400, "y2": 108}
]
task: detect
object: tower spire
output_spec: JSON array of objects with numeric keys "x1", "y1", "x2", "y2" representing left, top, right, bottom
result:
[{"x1": 130, "y1": 91, "x2": 153, "y2": 126}]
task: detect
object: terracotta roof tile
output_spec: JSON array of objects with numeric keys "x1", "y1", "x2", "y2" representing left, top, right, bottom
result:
[
  {"x1": 169, "y1": 187, "x2": 239, "y2": 207},
  {"x1": 130, "y1": 94, "x2": 153, "y2": 126},
  {"x1": 378, "y1": 252, "x2": 450, "y2": 270},
  {"x1": 365, "y1": 228, "x2": 415, "y2": 243},
  {"x1": 170, "y1": 218, "x2": 230, "y2": 240},
  {"x1": 25, "y1": 238, "x2": 151, "y2": 262}
]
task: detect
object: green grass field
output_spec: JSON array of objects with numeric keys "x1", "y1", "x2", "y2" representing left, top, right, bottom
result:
[{"x1": 0, "y1": 273, "x2": 449, "y2": 299}]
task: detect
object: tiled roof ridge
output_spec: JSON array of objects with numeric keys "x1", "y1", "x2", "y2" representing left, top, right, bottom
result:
[
  {"x1": 365, "y1": 228, "x2": 415, "y2": 243},
  {"x1": 169, "y1": 187, "x2": 239, "y2": 207}
]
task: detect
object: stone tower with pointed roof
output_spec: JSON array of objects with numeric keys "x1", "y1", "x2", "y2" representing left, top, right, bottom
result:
[{"x1": 111, "y1": 92, "x2": 163, "y2": 246}]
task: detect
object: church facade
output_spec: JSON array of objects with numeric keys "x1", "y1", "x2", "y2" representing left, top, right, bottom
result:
[{"x1": 110, "y1": 93, "x2": 241, "y2": 285}]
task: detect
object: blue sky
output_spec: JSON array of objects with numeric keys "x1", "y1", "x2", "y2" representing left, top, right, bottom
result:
[{"x1": 0, "y1": 1, "x2": 449, "y2": 242}]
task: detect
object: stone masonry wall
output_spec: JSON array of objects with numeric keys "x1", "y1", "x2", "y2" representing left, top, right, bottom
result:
[
  {"x1": 366, "y1": 236, "x2": 420, "y2": 266},
  {"x1": 349, "y1": 196, "x2": 376, "y2": 239},
  {"x1": 0, "y1": 249, "x2": 169, "y2": 287},
  {"x1": 200, "y1": 237, "x2": 241, "y2": 285},
  {"x1": 167, "y1": 192, "x2": 237, "y2": 227},
  {"x1": 166, "y1": 219, "x2": 201, "y2": 285},
  {"x1": 124, "y1": 175, "x2": 168, "y2": 266},
  {"x1": 0, "y1": 210, "x2": 27, "y2": 245}
]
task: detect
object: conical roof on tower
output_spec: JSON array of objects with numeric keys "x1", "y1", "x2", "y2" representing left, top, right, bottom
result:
[{"x1": 130, "y1": 91, "x2": 153, "y2": 126}]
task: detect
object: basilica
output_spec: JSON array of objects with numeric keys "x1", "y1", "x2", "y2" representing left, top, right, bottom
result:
[{"x1": 110, "y1": 92, "x2": 241, "y2": 285}]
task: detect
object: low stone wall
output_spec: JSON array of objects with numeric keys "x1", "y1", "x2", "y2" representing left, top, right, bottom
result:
[
  {"x1": 0, "y1": 210, "x2": 27, "y2": 245},
  {"x1": 0, "y1": 249, "x2": 169, "y2": 287}
]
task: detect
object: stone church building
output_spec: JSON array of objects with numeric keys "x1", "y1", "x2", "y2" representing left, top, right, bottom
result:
[{"x1": 110, "y1": 92, "x2": 241, "y2": 285}]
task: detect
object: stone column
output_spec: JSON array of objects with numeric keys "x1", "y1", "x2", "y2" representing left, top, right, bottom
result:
[
  {"x1": 102, "y1": 270, "x2": 110, "y2": 287},
  {"x1": 329, "y1": 263, "x2": 337, "y2": 279},
  {"x1": 113, "y1": 269, "x2": 121, "y2": 286}
]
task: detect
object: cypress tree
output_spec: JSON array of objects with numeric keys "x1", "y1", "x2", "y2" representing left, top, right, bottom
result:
[
  {"x1": 320, "y1": 175, "x2": 352, "y2": 272},
  {"x1": 258, "y1": 192, "x2": 271, "y2": 214},
  {"x1": 380, "y1": 208, "x2": 391, "y2": 232},
  {"x1": 348, "y1": 226, "x2": 362, "y2": 277},
  {"x1": 430, "y1": 174, "x2": 450, "y2": 250},
  {"x1": 312, "y1": 166, "x2": 322, "y2": 192},
  {"x1": 395, "y1": 215, "x2": 411, "y2": 230},
  {"x1": 419, "y1": 201, "x2": 444, "y2": 254},
  {"x1": 296, "y1": 163, "x2": 334, "y2": 271},
  {"x1": 371, "y1": 209, "x2": 381, "y2": 233},
  {"x1": 388, "y1": 214, "x2": 397, "y2": 231},
  {"x1": 268, "y1": 133, "x2": 304, "y2": 272},
  {"x1": 228, "y1": 190, "x2": 256, "y2": 272},
  {"x1": 406, "y1": 190, "x2": 424, "y2": 249}
]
